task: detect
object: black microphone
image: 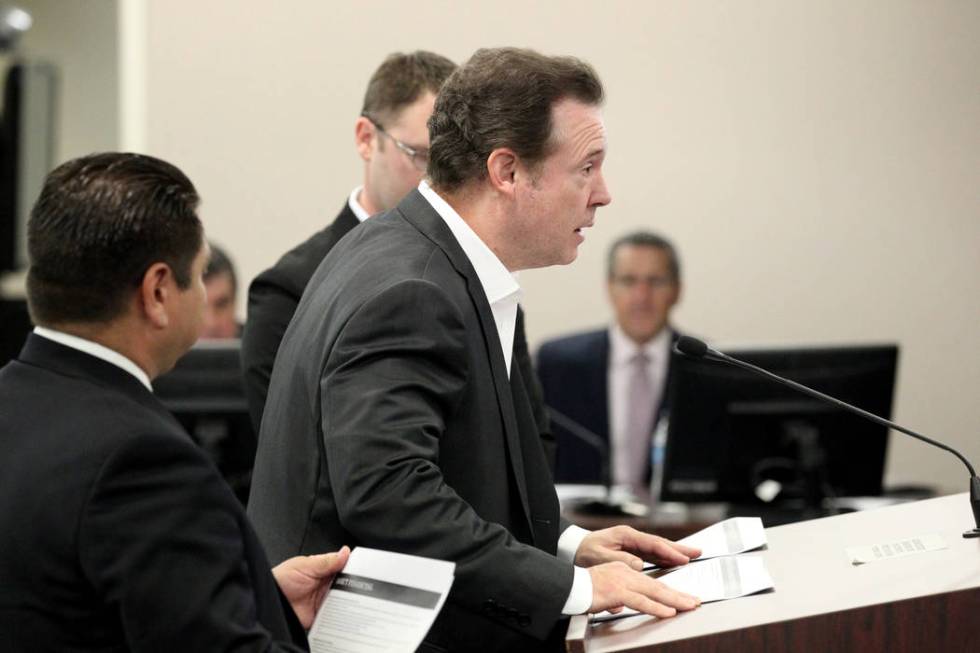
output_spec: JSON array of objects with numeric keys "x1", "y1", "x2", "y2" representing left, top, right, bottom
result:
[
  {"x1": 547, "y1": 406, "x2": 648, "y2": 517},
  {"x1": 675, "y1": 335, "x2": 980, "y2": 539}
]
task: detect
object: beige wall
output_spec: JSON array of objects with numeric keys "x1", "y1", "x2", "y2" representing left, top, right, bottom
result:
[{"x1": 114, "y1": 1, "x2": 980, "y2": 494}]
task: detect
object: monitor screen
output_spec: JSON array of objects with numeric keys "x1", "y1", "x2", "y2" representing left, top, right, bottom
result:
[
  {"x1": 660, "y1": 344, "x2": 898, "y2": 505},
  {"x1": 1, "y1": 62, "x2": 58, "y2": 272},
  {"x1": 153, "y1": 339, "x2": 255, "y2": 504},
  {"x1": 0, "y1": 298, "x2": 31, "y2": 367}
]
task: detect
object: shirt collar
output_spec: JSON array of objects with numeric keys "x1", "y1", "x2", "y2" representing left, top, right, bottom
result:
[
  {"x1": 417, "y1": 180, "x2": 522, "y2": 307},
  {"x1": 609, "y1": 323, "x2": 672, "y2": 366},
  {"x1": 348, "y1": 186, "x2": 372, "y2": 223},
  {"x1": 33, "y1": 326, "x2": 153, "y2": 390}
]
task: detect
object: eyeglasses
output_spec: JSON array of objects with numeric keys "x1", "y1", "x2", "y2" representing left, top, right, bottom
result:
[
  {"x1": 610, "y1": 275, "x2": 677, "y2": 290},
  {"x1": 362, "y1": 113, "x2": 429, "y2": 172}
]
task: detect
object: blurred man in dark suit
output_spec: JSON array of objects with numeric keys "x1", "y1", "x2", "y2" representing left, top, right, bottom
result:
[
  {"x1": 537, "y1": 231, "x2": 683, "y2": 487},
  {"x1": 0, "y1": 152, "x2": 348, "y2": 651},
  {"x1": 248, "y1": 49, "x2": 700, "y2": 653}
]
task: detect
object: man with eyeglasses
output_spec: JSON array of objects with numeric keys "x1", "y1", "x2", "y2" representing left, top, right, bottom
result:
[
  {"x1": 241, "y1": 51, "x2": 456, "y2": 431},
  {"x1": 537, "y1": 231, "x2": 685, "y2": 487}
]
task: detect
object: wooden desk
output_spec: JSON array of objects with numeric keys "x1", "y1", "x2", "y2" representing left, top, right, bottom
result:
[{"x1": 567, "y1": 493, "x2": 980, "y2": 652}]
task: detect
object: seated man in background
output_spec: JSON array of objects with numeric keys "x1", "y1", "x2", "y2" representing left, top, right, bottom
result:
[
  {"x1": 200, "y1": 241, "x2": 241, "y2": 339},
  {"x1": 0, "y1": 152, "x2": 348, "y2": 651},
  {"x1": 537, "y1": 231, "x2": 683, "y2": 487}
]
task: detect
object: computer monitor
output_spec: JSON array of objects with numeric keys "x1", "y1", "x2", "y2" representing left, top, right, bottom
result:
[
  {"x1": 0, "y1": 298, "x2": 31, "y2": 367},
  {"x1": 659, "y1": 343, "x2": 898, "y2": 506},
  {"x1": 153, "y1": 339, "x2": 255, "y2": 504},
  {"x1": 2, "y1": 62, "x2": 58, "y2": 272}
]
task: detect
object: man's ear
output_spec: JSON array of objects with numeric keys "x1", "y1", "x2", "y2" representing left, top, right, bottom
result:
[
  {"x1": 139, "y1": 262, "x2": 174, "y2": 329},
  {"x1": 486, "y1": 148, "x2": 519, "y2": 197},
  {"x1": 354, "y1": 116, "x2": 376, "y2": 162}
]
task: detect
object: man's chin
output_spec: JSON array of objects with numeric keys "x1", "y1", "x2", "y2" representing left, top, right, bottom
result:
[
  {"x1": 624, "y1": 324, "x2": 663, "y2": 343},
  {"x1": 558, "y1": 244, "x2": 581, "y2": 266}
]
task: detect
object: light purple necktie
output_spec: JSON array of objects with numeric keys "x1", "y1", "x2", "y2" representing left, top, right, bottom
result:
[{"x1": 620, "y1": 352, "x2": 655, "y2": 487}]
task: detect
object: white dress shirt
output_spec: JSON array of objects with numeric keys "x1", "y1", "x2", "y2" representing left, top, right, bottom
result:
[
  {"x1": 417, "y1": 181, "x2": 593, "y2": 615},
  {"x1": 608, "y1": 325, "x2": 672, "y2": 485},
  {"x1": 347, "y1": 186, "x2": 372, "y2": 223},
  {"x1": 417, "y1": 181, "x2": 522, "y2": 376},
  {"x1": 33, "y1": 326, "x2": 152, "y2": 391}
]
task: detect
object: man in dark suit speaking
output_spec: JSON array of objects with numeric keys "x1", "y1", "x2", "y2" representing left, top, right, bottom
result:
[
  {"x1": 248, "y1": 49, "x2": 701, "y2": 652},
  {"x1": 0, "y1": 153, "x2": 348, "y2": 651},
  {"x1": 537, "y1": 231, "x2": 684, "y2": 487}
]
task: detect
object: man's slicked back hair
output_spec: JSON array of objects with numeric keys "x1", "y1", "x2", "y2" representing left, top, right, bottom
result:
[
  {"x1": 27, "y1": 152, "x2": 203, "y2": 325},
  {"x1": 427, "y1": 47, "x2": 604, "y2": 192}
]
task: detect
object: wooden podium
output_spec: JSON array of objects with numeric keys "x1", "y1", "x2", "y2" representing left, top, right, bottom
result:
[{"x1": 566, "y1": 493, "x2": 980, "y2": 652}]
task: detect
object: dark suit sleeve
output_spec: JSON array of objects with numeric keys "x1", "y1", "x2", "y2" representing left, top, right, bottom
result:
[
  {"x1": 242, "y1": 272, "x2": 301, "y2": 433},
  {"x1": 323, "y1": 280, "x2": 572, "y2": 640},
  {"x1": 77, "y1": 431, "x2": 306, "y2": 652}
]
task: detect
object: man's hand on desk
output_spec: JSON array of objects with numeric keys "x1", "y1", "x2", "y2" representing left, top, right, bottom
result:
[
  {"x1": 587, "y1": 561, "x2": 701, "y2": 617},
  {"x1": 575, "y1": 525, "x2": 701, "y2": 570}
]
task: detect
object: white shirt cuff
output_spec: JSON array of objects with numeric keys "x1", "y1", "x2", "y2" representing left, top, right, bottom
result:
[
  {"x1": 558, "y1": 524, "x2": 593, "y2": 615},
  {"x1": 557, "y1": 524, "x2": 590, "y2": 563},
  {"x1": 561, "y1": 566, "x2": 593, "y2": 615}
]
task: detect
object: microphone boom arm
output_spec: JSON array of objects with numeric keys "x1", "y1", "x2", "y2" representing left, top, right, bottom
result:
[
  {"x1": 676, "y1": 336, "x2": 980, "y2": 538},
  {"x1": 712, "y1": 351, "x2": 977, "y2": 477}
]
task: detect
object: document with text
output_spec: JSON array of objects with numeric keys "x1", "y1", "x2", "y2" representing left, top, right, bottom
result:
[
  {"x1": 644, "y1": 516, "x2": 767, "y2": 570},
  {"x1": 308, "y1": 547, "x2": 455, "y2": 653},
  {"x1": 593, "y1": 555, "x2": 775, "y2": 623}
]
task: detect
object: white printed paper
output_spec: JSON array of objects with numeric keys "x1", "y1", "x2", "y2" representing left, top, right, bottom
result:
[
  {"x1": 592, "y1": 555, "x2": 774, "y2": 623},
  {"x1": 845, "y1": 533, "x2": 946, "y2": 565},
  {"x1": 656, "y1": 555, "x2": 773, "y2": 602},
  {"x1": 643, "y1": 517, "x2": 767, "y2": 571},
  {"x1": 308, "y1": 547, "x2": 454, "y2": 653},
  {"x1": 679, "y1": 517, "x2": 767, "y2": 559}
]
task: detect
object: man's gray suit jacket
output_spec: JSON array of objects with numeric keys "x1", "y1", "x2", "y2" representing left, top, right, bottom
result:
[{"x1": 248, "y1": 190, "x2": 574, "y2": 651}]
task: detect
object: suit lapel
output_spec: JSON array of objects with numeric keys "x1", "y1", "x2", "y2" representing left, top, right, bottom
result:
[
  {"x1": 509, "y1": 359, "x2": 560, "y2": 551},
  {"x1": 593, "y1": 330, "x2": 612, "y2": 441},
  {"x1": 396, "y1": 191, "x2": 534, "y2": 536}
]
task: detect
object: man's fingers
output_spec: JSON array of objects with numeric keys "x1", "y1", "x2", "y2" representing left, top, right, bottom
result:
[
  {"x1": 621, "y1": 591, "x2": 677, "y2": 619},
  {"x1": 639, "y1": 535, "x2": 701, "y2": 565},
  {"x1": 672, "y1": 542, "x2": 702, "y2": 559},
  {"x1": 616, "y1": 528, "x2": 700, "y2": 564},
  {"x1": 643, "y1": 578, "x2": 700, "y2": 611},
  {"x1": 603, "y1": 549, "x2": 645, "y2": 570},
  {"x1": 589, "y1": 562, "x2": 700, "y2": 617},
  {"x1": 307, "y1": 546, "x2": 351, "y2": 577}
]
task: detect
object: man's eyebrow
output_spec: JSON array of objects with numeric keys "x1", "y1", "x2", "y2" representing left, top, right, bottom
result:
[{"x1": 582, "y1": 147, "x2": 606, "y2": 162}]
